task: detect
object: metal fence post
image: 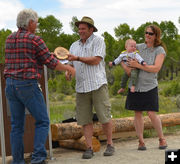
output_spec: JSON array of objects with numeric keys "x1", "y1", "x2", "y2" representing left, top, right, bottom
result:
[
  {"x1": 0, "y1": 70, "x2": 6, "y2": 164},
  {"x1": 44, "y1": 66, "x2": 54, "y2": 160}
]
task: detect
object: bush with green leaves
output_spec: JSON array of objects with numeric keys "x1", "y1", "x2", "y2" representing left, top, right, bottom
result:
[
  {"x1": 176, "y1": 95, "x2": 180, "y2": 108},
  {"x1": 48, "y1": 78, "x2": 58, "y2": 92},
  {"x1": 108, "y1": 65, "x2": 127, "y2": 95},
  {"x1": 48, "y1": 74, "x2": 75, "y2": 95},
  {"x1": 162, "y1": 81, "x2": 180, "y2": 96}
]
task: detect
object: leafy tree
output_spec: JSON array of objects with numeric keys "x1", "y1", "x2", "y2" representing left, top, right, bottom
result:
[
  {"x1": 114, "y1": 23, "x2": 133, "y2": 40},
  {"x1": 102, "y1": 32, "x2": 125, "y2": 86},
  {"x1": 70, "y1": 16, "x2": 79, "y2": 34},
  {"x1": 37, "y1": 15, "x2": 64, "y2": 79},
  {"x1": 103, "y1": 32, "x2": 119, "y2": 62},
  {"x1": 0, "y1": 29, "x2": 12, "y2": 63},
  {"x1": 132, "y1": 21, "x2": 159, "y2": 43},
  {"x1": 37, "y1": 15, "x2": 63, "y2": 52},
  {"x1": 109, "y1": 65, "x2": 125, "y2": 95},
  {"x1": 160, "y1": 21, "x2": 178, "y2": 41},
  {"x1": 57, "y1": 33, "x2": 79, "y2": 50},
  {"x1": 160, "y1": 21, "x2": 179, "y2": 80}
]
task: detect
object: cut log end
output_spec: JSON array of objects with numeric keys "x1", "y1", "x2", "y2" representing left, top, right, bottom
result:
[{"x1": 59, "y1": 136, "x2": 101, "y2": 152}]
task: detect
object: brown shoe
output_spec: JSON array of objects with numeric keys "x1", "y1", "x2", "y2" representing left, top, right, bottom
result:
[
  {"x1": 138, "y1": 140, "x2": 146, "y2": 151},
  {"x1": 159, "y1": 138, "x2": 167, "y2": 149}
]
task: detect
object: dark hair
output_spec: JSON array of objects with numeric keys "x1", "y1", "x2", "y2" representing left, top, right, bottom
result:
[{"x1": 145, "y1": 25, "x2": 167, "y2": 52}]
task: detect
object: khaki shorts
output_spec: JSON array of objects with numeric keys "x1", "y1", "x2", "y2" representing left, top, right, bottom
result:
[{"x1": 76, "y1": 84, "x2": 111, "y2": 125}]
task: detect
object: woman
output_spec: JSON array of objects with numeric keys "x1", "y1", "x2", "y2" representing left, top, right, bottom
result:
[{"x1": 121, "y1": 25, "x2": 167, "y2": 150}]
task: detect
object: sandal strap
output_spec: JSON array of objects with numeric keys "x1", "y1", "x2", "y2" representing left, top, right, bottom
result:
[
  {"x1": 139, "y1": 140, "x2": 145, "y2": 144},
  {"x1": 159, "y1": 138, "x2": 166, "y2": 142},
  {"x1": 139, "y1": 140, "x2": 145, "y2": 146}
]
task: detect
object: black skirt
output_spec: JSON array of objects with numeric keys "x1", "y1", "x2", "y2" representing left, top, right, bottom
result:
[{"x1": 125, "y1": 87, "x2": 159, "y2": 112}]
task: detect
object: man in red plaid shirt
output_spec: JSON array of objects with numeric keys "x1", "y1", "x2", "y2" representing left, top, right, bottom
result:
[{"x1": 4, "y1": 9, "x2": 75, "y2": 164}]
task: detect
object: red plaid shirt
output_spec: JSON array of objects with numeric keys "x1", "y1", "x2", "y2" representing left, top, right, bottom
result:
[{"x1": 4, "y1": 29, "x2": 58, "y2": 80}]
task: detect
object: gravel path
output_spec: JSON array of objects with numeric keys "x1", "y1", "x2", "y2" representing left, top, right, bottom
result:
[
  {"x1": 1, "y1": 133, "x2": 180, "y2": 164},
  {"x1": 49, "y1": 133, "x2": 180, "y2": 164}
]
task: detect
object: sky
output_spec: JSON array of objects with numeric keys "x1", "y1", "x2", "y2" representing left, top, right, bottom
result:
[{"x1": 0, "y1": 0, "x2": 180, "y2": 38}]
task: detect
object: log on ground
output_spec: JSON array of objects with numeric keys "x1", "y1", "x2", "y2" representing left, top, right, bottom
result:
[
  {"x1": 59, "y1": 136, "x2": 101, "y2": 152},
  {"x1": 51, "y1": 113, "x2": 180, "y2": 140}
]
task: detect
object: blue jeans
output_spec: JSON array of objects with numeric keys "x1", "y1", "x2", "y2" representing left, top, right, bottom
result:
[{"x1": 5, "y1": 78, "x2": 50, "y2": 164}]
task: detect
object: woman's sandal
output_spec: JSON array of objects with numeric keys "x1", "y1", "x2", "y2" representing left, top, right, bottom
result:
[
  {"x1": 138, "y1": 140, "x2": 147, "y2": 150},
  {"x1": 159, "y1": 138, "x2": 167, "y2": 149}
]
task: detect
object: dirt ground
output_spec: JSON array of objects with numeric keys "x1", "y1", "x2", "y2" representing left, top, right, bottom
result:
[{"x1": 1, "y1": 132, "x2": 180, "y2": 164}]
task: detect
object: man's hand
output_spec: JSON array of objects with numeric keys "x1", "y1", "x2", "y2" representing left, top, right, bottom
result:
[
  {"x1": 65, "y1": 71, "x2": 71, "y2": 81},
  {"x1": 109, "y1": 62, "x2": 113, "y2": 67},
  {"x1": 67, "y1": 54, "x2": 78, "y2": 61},
  {"x1": 65, "y1": 65, "x2": 75, "y2": 80}
]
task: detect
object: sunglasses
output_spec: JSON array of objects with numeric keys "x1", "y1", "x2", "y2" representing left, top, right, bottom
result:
[{"x1": 145, "y1": 32, "x2": 154, "y2": 36}]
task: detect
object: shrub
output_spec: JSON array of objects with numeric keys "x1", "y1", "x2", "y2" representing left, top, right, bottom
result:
[
  {"x1": 162, "y1": 81, "x2": 180, "y2": 96},
  {"x1": 176, "y1": 95, "x2": 180, "y2": 108},
  {"x1": 48, "y1": 78, "x2": 58, "y2": 93}
]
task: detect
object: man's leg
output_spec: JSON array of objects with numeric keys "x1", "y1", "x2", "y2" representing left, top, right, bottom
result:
[
  {"x1": 93, "y1": 85, "x2": 115, "y2": 156},
  {"x1": 5, "y1": 78, "x2": 26, "y2": 164},
  {"x1": 102, "y1": 120, "x2": 113, "y2": 145},
  {"x1": 76, "y1": 92, "x2": 94, "y2": 159},
  {"x1": 102, "y1": 120, "x2": 115, "y2": 156},
  {"x1": 21, "y1": 82, "x2": 49, "y2": 163},
  {"x1": 83, "y1": 123, "x2": 93, "y2": 149}
]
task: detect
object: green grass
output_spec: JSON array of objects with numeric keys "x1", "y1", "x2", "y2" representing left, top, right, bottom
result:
[
  {"x1": 49, "y1": 78, "x2": 180, "y2": 123},
  {"x1": 49, "y1": 95, "x2": 76, "y2": 123},
  {"x1": 49, "y1": 94, "x2": 179, "y2": 123},
  {"x1": 143, "y1": 125, "x2": 180, "y2": 138}
]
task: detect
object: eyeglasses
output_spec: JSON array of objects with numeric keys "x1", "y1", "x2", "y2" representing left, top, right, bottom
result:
[{"x1": 145, "y1": 32, "x2": 154, "y2": 36}]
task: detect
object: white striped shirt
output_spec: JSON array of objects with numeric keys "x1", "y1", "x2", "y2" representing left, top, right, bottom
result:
[{"x1": 69, "y1": 34, "x2": 107, "y2": 93}]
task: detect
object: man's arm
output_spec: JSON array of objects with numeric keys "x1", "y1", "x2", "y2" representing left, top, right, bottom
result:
[
  {"x1": 67, "y1": 54, "x2": 102, "y2": 65},
  {"x1": 55, "y1": 62, "x2": 75, "y2": 78}
]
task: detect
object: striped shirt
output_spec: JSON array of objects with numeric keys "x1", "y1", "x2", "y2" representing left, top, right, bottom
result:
[
  {"x1": 4, "y1": 29, "x2": 58, "y2": 80},
  {"x1": 69, "y1": 34, "x2": 107, "y2": 93}
]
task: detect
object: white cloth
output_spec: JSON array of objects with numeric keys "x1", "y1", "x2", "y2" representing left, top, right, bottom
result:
[{"x1": 114, "y1": 50, "x2": 144, "y2": 65}]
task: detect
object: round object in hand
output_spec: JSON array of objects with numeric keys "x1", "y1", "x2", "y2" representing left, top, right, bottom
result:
[{"x1": 54, "y1": 47, "x2": 69, "y2": 60}]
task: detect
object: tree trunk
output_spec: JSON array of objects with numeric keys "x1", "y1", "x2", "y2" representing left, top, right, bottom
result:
[
  {"x1": 175, "y1": 67, "x2": 178, "y2": 77},
  {"x1": 166, "y1": 69, "x2": 169, "y2": 78},
  {"x1": 51, "y1": 113, "x2": 180, "y2": 141},
  {"x1": 170, "y1": 64, "x2": 174, "y2": 80}
]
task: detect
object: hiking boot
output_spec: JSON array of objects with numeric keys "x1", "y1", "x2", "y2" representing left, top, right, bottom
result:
[
  {"x1": 103, "y1": 144, "x2": 115, "y2": 156},
  {"x1": 138, "y1": 140, "x2": 147, "y2": 151},
  {"x1": 159, "y1": 138, "x2": 167, "y2": 149},
  {"x1": 82, "y1": 148, "x2": 94, "y2": 159}
]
